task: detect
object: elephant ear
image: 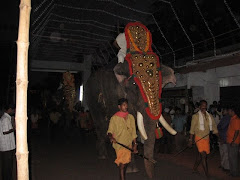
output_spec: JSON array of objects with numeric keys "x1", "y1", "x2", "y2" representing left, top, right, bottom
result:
[
  {"x1": 113, "y1": 61, "x2": 130, "y2": 83},
  {"x1": 161, "y1": 65, "x2": 176, "y2": 87}
]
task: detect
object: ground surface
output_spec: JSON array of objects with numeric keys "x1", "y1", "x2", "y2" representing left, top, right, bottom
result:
[{"x1": 1, "y1": 127, "x2": 240, "y2": 180}]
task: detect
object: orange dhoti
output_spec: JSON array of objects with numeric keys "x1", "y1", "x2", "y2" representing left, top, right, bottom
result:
[
  {"x1": 115, "y1": 146, "x2": 132, "y2": 166},
  {"x1": 195, "y1": 136, "x2": 210, "y2": 154}
]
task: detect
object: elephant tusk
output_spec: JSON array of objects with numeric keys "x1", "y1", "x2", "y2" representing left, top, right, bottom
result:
[
  {"x1": 137, "y1": 111, "x2": 148, "y2": 140},
  {"x1": 159, "y1": 115, "x2": 177, "y2": 135}
]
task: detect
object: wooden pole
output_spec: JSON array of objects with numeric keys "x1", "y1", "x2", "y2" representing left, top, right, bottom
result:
[{"x1": 16, "y1": 0, "x2": 31, "y2": 179}]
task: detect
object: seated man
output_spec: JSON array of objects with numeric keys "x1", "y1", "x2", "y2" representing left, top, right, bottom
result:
[{"x1": 113, "y1": 33, "x2": 127, "y2": 64}]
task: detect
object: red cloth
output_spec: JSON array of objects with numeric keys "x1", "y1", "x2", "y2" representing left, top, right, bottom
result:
[
  {"x1": 226, "y1": 115, "x2": 240, "y2": 144},
  {"x1": 195, "y1": 135, "x2": 210, "y2": 154},
  {"x1": 114, "y1": 111, "x2": 129, "y2": 118}
]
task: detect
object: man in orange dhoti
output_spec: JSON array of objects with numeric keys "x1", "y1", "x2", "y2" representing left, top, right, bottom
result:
[
  {"x1": 107, "y1": 98, "x2": 138, "y2": 180},
  {"x1": 189, "y1": 100, "x2": 218, "y2": 177}
]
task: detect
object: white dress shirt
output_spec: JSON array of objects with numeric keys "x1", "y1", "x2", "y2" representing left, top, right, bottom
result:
[{"x1": 0, "y1": 113, "x2": 16, "y2": 151}]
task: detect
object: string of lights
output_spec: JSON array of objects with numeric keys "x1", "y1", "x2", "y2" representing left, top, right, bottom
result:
[
  {"x1": 50, "y1": 19, "x2": 118, "y2": 32},
  {"x1": 32, "y1": 0, "x2": 55, "y2": 26},
  {"x1": 31, "y1": 42, "x2": 96, "y2": 52},
  {"x1": 167, "y1": 2, "x2": 194, "y2": 60},
  {"x1": 55, "y1": 4, "x2": 137, "y2": 22},
  {"x1": 32, "y1": 7, "x2": 54, "y2": 34},
  {"x1": 152, "y1": 43, "x2": 162, "y2": 60},
  {"x1": 33, "y1": 39, "x2": 99, "y2": 48},
  {"x1": 33, "y1": 0, "x2": 52, "y2": 12},
  {"x1": 152, "y1": 15, "x2": 176, "y2": 66},
  {"x1": 100, "y1": 49, "x2": 108, "y2": 64},
  {"x1": 223, "y1": 0, "x2": 240, "y2": 29},
  {"x1": 36, "y1": 48, "x2": 95, "y2": 55},
  {"x1": 32, "y1": 34, "x2": 101, "y2": 45},
  {"x1": 32, "y1": 18, "x2": 51, "y2": 43},
  {"x1": 103, "y1": 44, "x2": 112, "y2": 59},
  {"x1": 98, "y1": 0, "x2": 176, "y2": 66},
  {"x1": 94, "y1": 50, "x2": 101, "y2": 65},
  {"x1": 31, "y1": 41, "x2": 98, "y2": 55},
  {"x1": 159, "y1": 31, "x2": 240, "y2": 57},
  {"x1": 37, "y1": 30, "x2": 108, "y2": 42},
  {"x1": 52, "y1": 13, "x2": 121, "y2": 29},
  {"x1": 193, "y1": 0, "x2": 216, "y2": 57},
  {"x1": 108, "y1": 42, "x2": 117, "y2": 56},
  {"x1": 29, "y1": 0, "x2": 240, "y2": 67},
  {"x1": 30, "y1": 49, "x2": 94, "y2": 60},
  {"x1": 45, "y1": 26, "x2": 113, "y2": 39},
  {"x1": 34, "y1": 47, "x2": 95, "y2": 55},
  {"x1": 97, "y1": 0, "x2": 151, "y2": 15}
]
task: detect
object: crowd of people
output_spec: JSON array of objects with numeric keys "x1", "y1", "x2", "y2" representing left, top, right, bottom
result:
[
  {"x1": 27, "y1": 102, "x2": 94, "y2": 144},
  {"x1": 0, "y1": 101, "x2": 94, "y2": 180},
  {"x1": 155, "y1": 100, "x2": 240, "y2": 178},
  {"x1": 0, "y1": 98, "x2": 239, "y2": 179}
]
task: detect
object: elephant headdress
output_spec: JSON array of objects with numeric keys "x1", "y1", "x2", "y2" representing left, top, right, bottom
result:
[{"x1": 124, "y1": 22, "x2": 162, "y2": 120}]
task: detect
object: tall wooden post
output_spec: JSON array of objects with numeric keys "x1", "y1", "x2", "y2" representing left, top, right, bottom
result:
[{"x1": 16, "y1": 0, "x2": 31, "y2": 179}]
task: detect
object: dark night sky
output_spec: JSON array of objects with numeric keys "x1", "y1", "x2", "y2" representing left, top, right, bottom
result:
[
  {"x1": 0, "y1": 0, "x2": 19, "y2": 105},
  {"x1": 0, "y1": 0, "x2": 63, "y2": 105}
]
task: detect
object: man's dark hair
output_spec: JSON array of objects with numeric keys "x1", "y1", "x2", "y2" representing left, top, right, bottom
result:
[
  {"x1": 0, "y1": 105, "x2": 4, "y2": 118},
  {"x1": 195, "y1": 102, "x2": 200, "y2": 107},
  {"x1": 176, "y1": 107, "x2": 181, "y2": 112},
  {"x1": 118, "y1": 98, "x2": 128, "y2": 105},
  {"x1": 221, "y1": 106, "x2": 229, "y2": 111},
  {"x1": 229, "y1": 104, "x2": 240, "y2": 116},
  {"x1": 199, "y1": 100, "x2": 207, "y2": 106},
  {"x1": 213, "y1": 101, "x2": 217, "y2": 105}
]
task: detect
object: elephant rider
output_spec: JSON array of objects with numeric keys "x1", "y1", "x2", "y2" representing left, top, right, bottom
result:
[
  {"x1": 113, "y1": 33, "x2": 127, "y2": 64},
  {"x1": 188, "y1": 100, "x2": 218, "y2": 177},
  {"x1": 107, "y1": 98, "x2": 138, "y2": 180}
]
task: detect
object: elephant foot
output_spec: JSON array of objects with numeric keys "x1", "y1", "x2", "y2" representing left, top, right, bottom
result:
[
  {"x1": 126, "y1": 166, "x2": 139, "y2": 173},
  {"x1": 144, "y1": 159, "x2": 154, "y2": 178},
  {"x1": 98, "y1": 155, "x2": 107, "y2": 160}
]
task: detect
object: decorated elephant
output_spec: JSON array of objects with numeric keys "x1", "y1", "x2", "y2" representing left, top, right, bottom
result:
[{"x1": 85, "y1": 22, "x2": 177, "y2": 178}]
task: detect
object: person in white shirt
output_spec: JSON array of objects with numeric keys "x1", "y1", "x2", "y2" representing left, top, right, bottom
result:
[
  {"x1": 113, "y1": 33, "x2": 127, "y2": 64},
  {"x1": 0, "y1": 104, "x2": 16, "y2": 180}
]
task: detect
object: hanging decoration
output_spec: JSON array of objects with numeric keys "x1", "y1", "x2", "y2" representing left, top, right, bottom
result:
[
  {"x1": 63, "y1": 71, "x2": 76, "y2": 112},
  {"x1": 124, "y1": 22, "x2": 162, "y2": 120}
]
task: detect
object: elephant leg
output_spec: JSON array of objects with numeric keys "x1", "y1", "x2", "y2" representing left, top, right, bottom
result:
[
  {"x1": 93, "y1": 111, "x2": 108, "y2": 159},
  {"x1": 95, "y1": 125, "x2": 108, "y2": 159},
  {"x1": 126, "y1": 154, "x2": 139, "y2": 173},
  {"x1": 144, "y1": 120, "x2": 156, "y2": 178}
]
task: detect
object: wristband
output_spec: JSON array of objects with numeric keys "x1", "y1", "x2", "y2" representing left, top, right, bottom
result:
[{"x1": 133, "y1": 142, "x2": 138, "y2": 145}]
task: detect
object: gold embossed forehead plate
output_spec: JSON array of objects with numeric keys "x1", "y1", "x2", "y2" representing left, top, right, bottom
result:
[{"x1": 124, "y1": 22, "x2": 162, "y2": 120}]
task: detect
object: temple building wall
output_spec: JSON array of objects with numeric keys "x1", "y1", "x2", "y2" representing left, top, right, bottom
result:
[{"x1": 165, "y1": 63, "x2": 240, "y2": 105}]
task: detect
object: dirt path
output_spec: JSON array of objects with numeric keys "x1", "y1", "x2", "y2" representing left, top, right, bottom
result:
[
  {"x1": 26, "y1": 128, "x2": 219, "y2": 180},
  {"x1": 1, "y1": 127, "x2": 239, "y2": 180}
]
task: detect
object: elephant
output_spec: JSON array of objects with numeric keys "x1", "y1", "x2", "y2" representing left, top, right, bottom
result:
[{"x1": 85, "y1": 60, "x2": 177, "y2": 178}]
